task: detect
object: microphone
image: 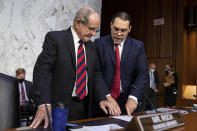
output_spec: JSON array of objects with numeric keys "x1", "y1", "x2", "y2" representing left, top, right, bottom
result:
[
  {"x1": 45, "y1": 104, "x2": 53, "y2": 131},
  {"x1": 131, "y1": 85, "x2": 157, "y2": 112}
]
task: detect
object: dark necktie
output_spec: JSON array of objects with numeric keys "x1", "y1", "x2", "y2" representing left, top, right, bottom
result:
[
  {"x1": 21, "y1": 83, "x2": 26, "y2": 101},
  {"x1": 111, "y1": 45, "x2": 120, "y2": 99},
  {"x1": 76, "y1": 40, "x2": 87, "y2": 100}
]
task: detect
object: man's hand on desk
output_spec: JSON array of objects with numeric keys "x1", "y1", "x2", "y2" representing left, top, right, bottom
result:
[
  {"x1": 20, "y1": 101, "x2": 25, "y2": 106},
  {"x1": 29, "y1": 104, "x2": 52, "y2": 128},
  {"x1": 106, "y1": 95, "x2": 121, "y2": 116},
  {"x1": 99, "y1": 100, "x2": 117, "y2": 116},
  {"x1": 125, "y1": 98, "x2": 137, "y2": 117}
]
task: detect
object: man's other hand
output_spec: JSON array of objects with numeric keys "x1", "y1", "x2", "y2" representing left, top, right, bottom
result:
[
  {"x1": 20, "y1": 101, "x2": 25, "y2": 107},
  {"x1": 125, "y1": 98, "x2": 137, "y2": 117},
  {"x1": 29, "y1": 105, "x2": 52, "y2": 128}
]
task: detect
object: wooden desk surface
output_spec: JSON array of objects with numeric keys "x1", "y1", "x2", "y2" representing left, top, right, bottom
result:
[
  {"x1": 119, "y1": 112, "x2": 197, "y2": 131},
  {"x1": 2, "y1": 112, "x2": 197, "y2": 131},
  {"x1": 170, "y1": 112, "x2": 197, "y2": 131}
]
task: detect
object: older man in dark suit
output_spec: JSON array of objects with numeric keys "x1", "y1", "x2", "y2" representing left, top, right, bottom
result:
[
  {"x1": 94, "y1": 12, "x2": 148, "y2": 116},
  {"x1": 145, "y1": 63, "x2": 159, "y2": 110},
  {"x1": 30, "y1": 6, "x2": 116, "y2": 129}
]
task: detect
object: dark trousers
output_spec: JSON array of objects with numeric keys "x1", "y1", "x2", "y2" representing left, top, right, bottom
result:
[
  {"x1": 20, "y1": 102, "x2": 36, "y2": 116},
  {"x1": 67, "y1": 96, "x2": 89, "y2": 121},
  {"x1": 165, "y1": 86, "x2": 177, "y2": 106}
]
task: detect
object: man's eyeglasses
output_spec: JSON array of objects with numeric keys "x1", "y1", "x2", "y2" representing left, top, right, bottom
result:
[
  {"x1": 80, "y1": 20, "x2": 100, "y2": 33},
  {"x1": 112, "y1": 26, "x2": 129, "y2": 34},
  {"x1": 87, "y1": 26, "x2": 100, "y2": 33}
]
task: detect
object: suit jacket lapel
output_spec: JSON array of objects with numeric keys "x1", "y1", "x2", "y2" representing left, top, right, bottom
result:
[
  {"x1": 84, "y1": 42, "x2": 93, "y2": 96},
  {"x1": 121, "y1": 37, "x2": 130, "y2": 65},
  {"x1": 84, "y1": 42, "x2": 92, "y2": 78},
  {"x1": 107, "y1": 36, "x2": 116, "y2": 65},
  {"x1": 24, "y1": 81, "x2": 29, "y2": 98},
  {"x1": 64, "y1": 27, "x2": 76, "y2": 68}
]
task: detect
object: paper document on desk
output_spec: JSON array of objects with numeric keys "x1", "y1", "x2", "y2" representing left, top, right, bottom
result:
[
  {"x1": 145, "y1": 108, "x2": 189, "y2": 114},
  {"x1": 111, "y1": 115, "x2": 133, "y2": 122},
  {"x1": 145, "y1": 108, "x2": 176, "y2": 114},
  {"x1": 70, "y1": 124, "x2": 123, "y2": 131},
  {"x1": 156, "y1": 107, "x2": 177, "y2": 112},
  {"x1": 156, "y1": 108, "x2": 189, "y2": 114}
]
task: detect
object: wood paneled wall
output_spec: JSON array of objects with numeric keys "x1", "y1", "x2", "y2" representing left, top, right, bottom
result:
[
  {"x1": 179, "y1": 0, "x2": 197, "y2": 106},
  {"x1": 101, "y1": 0, "x2": 197, "y2": 107}
]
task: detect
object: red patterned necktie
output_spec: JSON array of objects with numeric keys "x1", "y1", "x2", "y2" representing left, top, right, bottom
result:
[
  {"x1": 111, "y1": 44, "x2": 120, "y2": 99},
  {"x1": 76, "y1": 40, "x2": 87, "y2": 100},
  {"x1": 21, "y1": 83, "x2": 26, "y2": 101}
]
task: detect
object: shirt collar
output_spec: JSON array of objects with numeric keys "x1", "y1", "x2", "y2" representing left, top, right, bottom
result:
[{"x1": 71, "y1": 26, "x2": 80, "y2": 44}]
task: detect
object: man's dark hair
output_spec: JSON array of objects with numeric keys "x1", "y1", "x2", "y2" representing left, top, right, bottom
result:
[{"x1": 112, "y1": 11, "x2": 132, "y2": 26}]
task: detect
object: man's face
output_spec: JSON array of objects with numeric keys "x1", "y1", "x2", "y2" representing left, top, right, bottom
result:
[
  {"x1": 165, "y1": 64, "x2": 170, "y2": 69},
  {"x1": 75, "y1": 13, "x2": 100, "y2": 42},
  {"x1": 165, "y1": 64, "x2": 170, "y2": 71},
  {"x1": 16, "y1": 73, "x2": 25, "y2": 79},
  {"x1": 150, "y1": 64, "x2": 156, "y2": 70},
  {"x1": 111, "y1": 17, "x2": 131, "y2": 45}
]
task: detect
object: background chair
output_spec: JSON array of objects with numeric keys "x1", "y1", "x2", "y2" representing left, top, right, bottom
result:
[{"x1": 0, "y1": 73, "x2": 20, "y2": 130}]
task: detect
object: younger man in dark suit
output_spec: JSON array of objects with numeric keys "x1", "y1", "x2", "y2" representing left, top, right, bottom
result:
[{"x1": 94, "y1": 12, "x2": 148, "y2": 116}]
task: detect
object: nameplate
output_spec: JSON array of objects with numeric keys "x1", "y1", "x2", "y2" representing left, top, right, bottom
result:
[{"x1": 126, "y1": 110, "x2": 185, "y2": 131}]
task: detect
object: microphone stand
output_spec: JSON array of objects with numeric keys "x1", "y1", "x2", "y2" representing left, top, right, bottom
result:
[
  {"x1": 131, "y1": 85, "x2": 158, "y2": 113},
  {"x1": 45, "y1": 104, "x2": 53, "y2": 131}
]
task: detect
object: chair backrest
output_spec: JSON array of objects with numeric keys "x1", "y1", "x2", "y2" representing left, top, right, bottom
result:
[{"x1": 0, "y1": 73, "x2": 20, "y2": 130}]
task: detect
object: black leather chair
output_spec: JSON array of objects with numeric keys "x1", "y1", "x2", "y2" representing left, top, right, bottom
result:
[{"x1": 0, "y1": 73, "x2": 20, "y2": 130}]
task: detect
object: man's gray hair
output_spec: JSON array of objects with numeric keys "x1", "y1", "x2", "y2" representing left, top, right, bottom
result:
[{"x1": 74, "y1": 6, "x2": 97, "y2": 25}]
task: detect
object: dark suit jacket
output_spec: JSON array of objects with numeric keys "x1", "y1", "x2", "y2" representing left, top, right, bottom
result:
[
  {"x1": 94, "y1": 35, "x2": 148, "y2": 101},
  {"x1": 24, "y1": 80, "x2": 33, "y2": 100},
  {"x1": 18, "y1": 80, "x2": 34, "y2": 101},
  {"x1": 19, "y1": 80, "x2": 36, "y2": 114},
  {"x1": 33, "y1": 27, "x2": 105, "y2": 117}
]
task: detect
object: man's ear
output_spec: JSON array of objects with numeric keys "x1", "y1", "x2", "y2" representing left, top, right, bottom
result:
[
  {"x1": 110, "y1": 21, "x2": 112, "y2": 29},
  {"x1": 128, "y1": 25, "x2": 132, "y2": 32},
  {"x1": 74, "y1": 19, "x2": 81, "y2": 29}
]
